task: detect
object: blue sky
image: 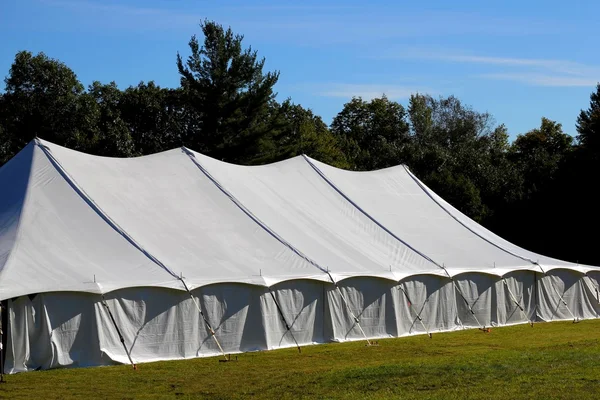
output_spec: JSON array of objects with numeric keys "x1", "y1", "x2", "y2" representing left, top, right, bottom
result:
[{"x1": 1, "y1": 0, "x2": 599, "y2": 139}]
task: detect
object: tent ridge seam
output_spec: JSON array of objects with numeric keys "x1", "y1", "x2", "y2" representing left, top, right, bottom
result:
[
  {"x1": 180, "y1": 148, "x2": 333, "y2": 282},
  {"x1": 34, "y1": 139, "x2": 180, "y2": 281},
  {"x1": 301, "y1": 156, "x2": 444, "y2": 271},
  {"x1": 401, "y1": 165, "x2": 542, "y2": 270}
]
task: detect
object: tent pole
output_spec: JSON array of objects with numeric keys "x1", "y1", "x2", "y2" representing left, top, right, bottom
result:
[
  {"x1": 179, "y1": 278, "x2": 228, "y2": 361},
  {"x1": 502, "y1": 278, "x2": 534, "y2": 327},
  {"x1": 536, "y1": 265, "x2": 579, "y2": 323},
  {"x1": 269, "y1": 291, "x2": 302, "y2": 353},
  {"x1": 100, "y1": 296, "x2": 137, "y2": 369},
  {"x1": 398, "y1": 286, "x2": 431, "y2": 338},
  {"x1": 334, "y1": 284, "x2": 373, "y2": 346},
  {"x1": 439, "y1": 266, "x2": 486, "y2": 332}
]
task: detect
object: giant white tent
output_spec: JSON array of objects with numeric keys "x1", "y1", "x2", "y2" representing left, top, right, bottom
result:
[{"x1": 1, "y1": 139, "x2": 599, "y2": 373}]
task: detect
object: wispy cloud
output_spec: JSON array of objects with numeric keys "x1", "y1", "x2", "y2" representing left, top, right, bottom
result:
[
  {"x1": 481, "y1": 73, "x2": 598, "y2": 87},
  {"x1": 388, "y1": 50, "x2": 600, "y2": 87},
  {"x1": 39, "y1": 0, "x2": 200, "y2": 31},
  {"x1": 316, "y1": 84, "x2": 431, "y2": 100},
  {"x1": 37, "y1": 0, "x2": 561, "y2": 42}
]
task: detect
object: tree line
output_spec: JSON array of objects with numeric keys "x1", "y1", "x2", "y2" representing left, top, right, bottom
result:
[{"x1": 1, "y1": 20, "x2": 600, "y2": 265}]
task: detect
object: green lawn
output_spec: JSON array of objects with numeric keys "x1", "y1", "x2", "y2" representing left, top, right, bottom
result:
[{"x1": 2, "y1": 320, "x2": 600, "y2": 399}]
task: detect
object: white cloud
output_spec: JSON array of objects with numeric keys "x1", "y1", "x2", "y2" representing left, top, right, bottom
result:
[
  {"x1": 387, "y1": 49, "x2": 600, "y2": 87},
  {"x1": 316, "y1": 84, "x2": 431, "y2": 100},
  {"x1": 481, "y1": 73, "x2": 599, "y2": 87}
]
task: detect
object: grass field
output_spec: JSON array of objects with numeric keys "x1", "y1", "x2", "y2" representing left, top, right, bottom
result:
[{"x1": 2, "y1": 320, "x2": 600, "y2": 399}]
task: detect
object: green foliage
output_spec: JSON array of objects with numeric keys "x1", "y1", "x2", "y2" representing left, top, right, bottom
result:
[
  {"x1": 176, "y1": 20, "x2": 280, "y2": 163},
  {"x1": 87, "y1": 81, "x2": 135, "y2": 157},
  {"x1": 405, "y1": 94, "x2": 506, "y2": 222},
  {"x1": 511, "y1": 117, "x2": 573, "y2": 195},
  {"x1": 0, "y1": 51, "x2": 97, "y2": 161},
  {"x1": 253, "y1": 100, "x2": 349, "y2": 167},
  {"x1": 576, "y1": 83, "x2": 600, "y2": 155},
  {"x1": 3, "y1": 321, "x2": 600, "y2": 399},
  {"x1": 119, "y1": 83, "x2": 186, "y2": 154},
  {"x1": 331, "y1": 96, "x2": 410, "y2": 170}
]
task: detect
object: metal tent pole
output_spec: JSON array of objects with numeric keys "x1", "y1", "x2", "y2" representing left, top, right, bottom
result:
[
  {"x1": 334, "y1": 284, "x2": 373, "y2": 346},
  {"x1": 502, "y1": 278, "x2": 534, "y2": 327},
  {"x1": 398, "y1": 286, "x2": 431, "y2": 338},
  {"x1": 179, "y1": 278, "x2": 229, "y2": 361},
  {"x1": 536, "y1": 264, "x2": 579, "y2": 323},
  {"x1": 269, "y1": 291, "x2": 302, "y2": 353},
  {"x1": 100, "y1": 296, "x2": 137, "y2": 370}
]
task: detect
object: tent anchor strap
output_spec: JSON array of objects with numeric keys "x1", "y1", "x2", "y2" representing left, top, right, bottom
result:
[
  {"x1": 179, "y1": 278, "x2": 229, "y2": 361},
  {"x1": 100, "y1": 296, "x2": 137, "y2": 370},
  {"x1": 334, "y1": 285, "x2": 375, "y2": 346},
  {"x1": 269, "y1": 291, "x2": 302, "y2": 353},
  {"x1": 398, "y1": 286, "x2": 431, "y2": 338},
  {"x1": 502, "y1": 278, "x2": 534, "y2": 327},
  {"x1": 536, "y1": 265, "x2": 579, "y2": 323}
]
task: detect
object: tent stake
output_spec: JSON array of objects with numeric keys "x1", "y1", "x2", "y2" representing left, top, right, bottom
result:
[
  {"x1": 269, "y1": 291, "x2": 302, "y2": 353},
  {"x1": 100, "y1": 296, "x2": 137, "y2": 370}
]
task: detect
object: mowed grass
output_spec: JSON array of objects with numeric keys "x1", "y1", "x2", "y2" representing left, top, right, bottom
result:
[{"x1": 2, "y1": 320, "x2": 600, "y2": 399}]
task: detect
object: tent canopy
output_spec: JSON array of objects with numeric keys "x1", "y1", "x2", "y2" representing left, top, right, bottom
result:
[{"x1": 0, "y1": 139, "x2": 594, "y2": 301}]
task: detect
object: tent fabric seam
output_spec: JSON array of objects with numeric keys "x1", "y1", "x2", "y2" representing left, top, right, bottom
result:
[
  {"x1": 34, "y1": 140, "x2": 181, "y2": 284},
  {"x1": 181, "y1": 147, "x2": 334, "y2": 284},
  {"x1": 302, "y1": 155, "x2": 447, "y2": 272},
  {"x1": 401, "y1": 165, "x2": 550, "y2": 272}
]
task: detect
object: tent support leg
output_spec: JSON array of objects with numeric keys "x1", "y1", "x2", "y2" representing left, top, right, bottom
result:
[
  {"x1": 100, "y1": 296, "x2": 137, "y2": 370},
  {"x1": 179, "y1": 279, "x2": 229, "y2": 361},
  {"x1": 439, "y1": 266, "x2": 487, "y2": 332},
  {"x1": 398, "y1": 286, "x2": 431, "y2": 338},
  {"x1": 450, "y1": 279, "x2": 487, "y2": 332},
  {"x1": 502, "y1": 278, "x2": 534, "y2": 327},
  {"x1": 269, "y1": 291, "x2": 302, "y2": 353},
  {"x1": 334, "y1": 285, "x2": 374, "y2": 346}
]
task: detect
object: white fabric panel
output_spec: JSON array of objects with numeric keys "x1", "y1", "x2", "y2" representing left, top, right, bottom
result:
[
  {"x1": 499, "y1": 271, "x2": 536, "y2": 325},
  {"x1": 453, "y1": 273, "x2": 497, "y2": 328},
  {"x1": 0, "y1": 144, "x2": 178, "y2": 301},
  {"x1": 38, "y1": 141, "x2": 329, "y2": 288},
  {"x1": 5, "y1": 293, "x2": 106, "y2": 373},
  {"x1": 402, "y1": 166, "x2": 583, "y2": 271},
  {"x1": 306, "y1": 158, "x2": 532, "y2": 271},
  {"x1": 97, "y1": 288, "x2": 211, "y2": 364},
  {"x1": 396, "y1": 275, "x2": 459, "y2": 335},
  {"x1": 99, "y1": 284, "x2": 269, "y2": 364},
  {"x1": 194, "y1": 152, "x2": 441, "y2": 280},
  {"x1": 536, "y1": 270, "x2": 598, "y2": 321},
  {"x1": 261, "y1": 280, "x2": 325, "y2": 349},
  {"x1": 325, "y1": 278, "x2": 398, "y2": 341}
]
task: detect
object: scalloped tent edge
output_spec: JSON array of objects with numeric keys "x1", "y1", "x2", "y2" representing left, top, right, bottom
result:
[{"x1": 1, "y1": 139, "x2": 599, "y2": 373}]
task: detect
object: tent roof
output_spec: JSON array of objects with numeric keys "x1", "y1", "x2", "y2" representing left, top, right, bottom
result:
[{"x1": 0, "y1": 139, "x2": 595, "y2": 300}]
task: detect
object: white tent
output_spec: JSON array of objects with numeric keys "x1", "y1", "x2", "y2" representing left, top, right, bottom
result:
[{"x1": 1, "y1": 139, "x2": 599, "y2": 373}]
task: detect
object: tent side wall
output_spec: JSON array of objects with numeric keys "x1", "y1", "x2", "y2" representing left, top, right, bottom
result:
[{"x1": 5, "y1": 271, "x2": 599, "y2": 373}]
